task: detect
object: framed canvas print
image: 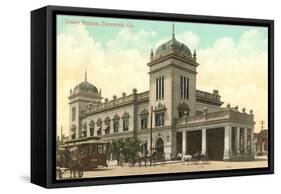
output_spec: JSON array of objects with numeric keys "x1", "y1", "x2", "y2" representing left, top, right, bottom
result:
[{"x1": 31, "y1": 5, "x2": 274, "y2": 188}]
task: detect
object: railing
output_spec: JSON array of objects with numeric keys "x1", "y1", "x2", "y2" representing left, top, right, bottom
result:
[
  {"x1": 196, "y1": 90, "x2": 221, "y2": 102},
  {"x1": 177, "y1": 109, "x2": 254, "y2": 125},
  {"x1": 137, "y1": 91, "x2": 149, "y2": 100},
  {"x1": 86, "y1": 91, "x2": 149, "y2": 115},
  {"x1": 229, "y1": 111, "x2": 254, "y2": 122}
]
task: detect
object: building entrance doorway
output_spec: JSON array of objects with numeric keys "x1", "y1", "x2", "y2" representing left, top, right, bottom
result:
[
  {"x1": 154, "y1": 137, "x2": 164, "y2": 160},
  {"x1": 186, "y1": 130, "x2": 202, "y2": 155},
  {"x1": 206, "y1": 128, "x2": 224, "y2": 160},
  {"x1": 176, "y1": 132, "x2": 183, "y2": 155}
]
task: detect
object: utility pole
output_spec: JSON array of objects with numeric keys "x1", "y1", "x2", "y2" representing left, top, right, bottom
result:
[
  {"x1": 260, "y1": 120, "x2": 264, "y2": 131},
  {"x1": 150, "y1": 106, "x2": 153, "y2": 166}
]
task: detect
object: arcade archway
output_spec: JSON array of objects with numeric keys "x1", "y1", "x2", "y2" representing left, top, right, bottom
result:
[{"x1": 155, "y1": 138, "x2": 164, "y2": 153}]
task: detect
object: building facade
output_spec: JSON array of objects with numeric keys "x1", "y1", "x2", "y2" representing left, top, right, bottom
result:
[{"x1": 68, "y1": 27, "x2": 255, "y2": 161}]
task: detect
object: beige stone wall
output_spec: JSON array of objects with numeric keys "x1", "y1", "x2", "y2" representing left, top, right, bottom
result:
[
  {"x1": 81, "y1": 103, "x2": 134, "y2": 136},
  {"x1": 69, "y1": 95, "x2": 99, "y2": 138},
  {"x1": 148, "y1": 66, "x2": 173, "y2": 127},
  {"x1": 148, "y1": 56, "x2": 198, "y2": 157},
  {"x1": 171, "y1": 65, "x2": 197, "y2": 119}
]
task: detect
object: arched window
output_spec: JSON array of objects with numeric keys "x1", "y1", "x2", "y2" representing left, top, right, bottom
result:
[
  {"x1": 154, "y1": 103, "x2": 166, "y2": 127},
  {"x1": 122, "y1": 112, "x2": 130, "y2": 131},
  {"x1": 113, "y1": 114, "x2": 120, "y2": 133},
  {"x1": 82, "y1": 122, "x2": 87, "y2": 137},
  {"x1": 140, "y1": 109, "x2": 149, "y2": 129},
  {"x1": 156, "y1": 76, "x2": 165, "y2": 100},
  {"x1": 70, "y1": 124, "x2": 76, "y2": 139},
  {"x1": 180, "y1": 76, "x2": 189, "y2": 99},
  {"x1": 177, "y1": 103, "x2": 190, "y2": 118},
  {"x1": 104, "y1": 116, "x2": 111, "y2": 134},
  {"x1": 97, "y1": 118, "x2": 102, "y2": 135},
  {"x1": 89, "y1": 120, "x2": 95, "y2": 136}
]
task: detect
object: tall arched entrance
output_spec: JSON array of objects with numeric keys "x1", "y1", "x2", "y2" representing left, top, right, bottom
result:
[{"x1": 155, "y1": 137, "x2": 164, "y2": 160}]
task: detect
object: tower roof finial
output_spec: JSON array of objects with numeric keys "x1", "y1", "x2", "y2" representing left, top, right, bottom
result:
[{"x1": 85, "y1": 64, "x2": 87, "y2": 81}]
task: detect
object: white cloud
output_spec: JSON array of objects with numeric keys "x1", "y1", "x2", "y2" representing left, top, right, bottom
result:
[
  {"x1": 177, "y1": 31, "x2": 200, "y2": 49},
  {"x1": 57, "y1": 25, "x2": 156, "y2": 135},
  {"x1": 196, "y1": 29, "x2": 268, "y2": 132},
  {"x1": 107, "y1": 27, "x2": 157, "y2": 51},
  {"x1": 57, "y1": 26, "x2": 268, "y2": 135}
]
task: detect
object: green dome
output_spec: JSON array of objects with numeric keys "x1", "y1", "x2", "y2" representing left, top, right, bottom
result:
[
  {"x1": 155, "y1": 36, "x2": 192, "y2": 59},
  {"x1": 73, "y1": 80, "x2": 98, "y2": 95}
]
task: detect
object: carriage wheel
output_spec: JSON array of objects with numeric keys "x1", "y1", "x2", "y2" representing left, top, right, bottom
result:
[
  {"x1": 56, "y1": 169, "x2": 60, "y2": 179},
  {"x1": 58, "y1": 169, "x2": 63, "y2": 179},
  {"x1": 56, "y1": 169, "x2": 63, "y2": 179},
  {"x1": 78, "y1": 170, "x2": 84, "y2": 178},
  {"x1": 74, "y1": 169, "x2": 79, "y2": 178}
]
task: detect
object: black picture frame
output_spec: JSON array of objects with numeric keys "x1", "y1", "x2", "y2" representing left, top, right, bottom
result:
[{"x1": 31, "y1": 5, "x2": 274, "y2": 188}]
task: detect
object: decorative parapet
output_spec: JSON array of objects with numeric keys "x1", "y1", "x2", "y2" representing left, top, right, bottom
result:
[
  {"x1": 85, "y1": 90, "x2": 149, "y2": 116},
  {"x1": 137, "y1": 91, "x2": 149, "y2": 101},
  {"x1": 148, "y1": 51, "x2": 198, "y2": 67},
  {"x1": 176, "y1": 109, "x2": 255, "y2": 126},
  {"x1": 196, "y1": 90, "x2": 223, "y2": 105}
]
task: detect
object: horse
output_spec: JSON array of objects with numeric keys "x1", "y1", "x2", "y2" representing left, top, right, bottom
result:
[
  {"x1": 181, "y1": 154, "x2": 193, "y2": 165},
  {"x1": 148, "y1": 151, "x2": 158, "y2": 166},
  {"x1": 68, "y1": 151, "x2": 84, "y2": 178},
  {"x1": 192, "y1": 152, "x2": 208, "y2": 164},
  {"x1": 135, "y1": 151, "x2": 147, "y2": 167}
]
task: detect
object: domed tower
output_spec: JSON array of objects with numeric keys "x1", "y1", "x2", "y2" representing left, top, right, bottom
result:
[
  {"x1": 147, "y1": 24, "x2": 199, "y2": 157},
  {"x1": 68, "y1": 71, "x2": 102, "y2": 139}
]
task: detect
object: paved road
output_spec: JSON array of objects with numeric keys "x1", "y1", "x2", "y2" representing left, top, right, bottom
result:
[{"x1": 60, "y1": 158, "x2": 268, "y2": 179}]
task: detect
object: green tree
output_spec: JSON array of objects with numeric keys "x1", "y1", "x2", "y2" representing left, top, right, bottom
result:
[
  {"x1": 111, "y1": 138, "x2": 142, "y2": 166},
  {"x1": 111, "y1": 139, "x2": 125, "y2": 166},
  {"x1": 123, "y1": 138, "x2": 141, "y2": 166}
]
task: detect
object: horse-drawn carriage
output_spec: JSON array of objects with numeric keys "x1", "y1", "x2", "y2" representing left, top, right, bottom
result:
[
  {"x1": 56, "y1": 136, "x2": 109, "y2": 179},
  {"x1": 131, "y1": 148, "x2": 166, "y2": 167},
  {"x1": 178, "y1": 152, "x2": 209, "y2": 165}
]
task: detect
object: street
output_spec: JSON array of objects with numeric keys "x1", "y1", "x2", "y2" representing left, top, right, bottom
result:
[{"x1": 60, "y1": 157, "x2": 268, "y2": 179}]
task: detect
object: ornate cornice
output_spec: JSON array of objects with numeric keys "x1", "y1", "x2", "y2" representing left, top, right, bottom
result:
[
  {"x1": 85, "y1": 91, "x2": 149, "y2": 117},
  {"x1": 148, "y1": 62, "x2": 197, "y2": 75},
  {"x1": 147, "y1": 53, "x2": 199, "y2": 67},
  {"x1": 139, "y1": 108, "x2": 149, "y2": 117},
  {"x1": 154, "y1": 103, "x2": 167, "y2": 113}
]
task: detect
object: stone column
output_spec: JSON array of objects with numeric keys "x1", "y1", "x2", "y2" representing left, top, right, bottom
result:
[
  {"x1": 201, "y1": 129, "x2": 207, "y2": 155},
  {"x1": 74, "y1": 122, "x2": 79, "y2": 139},
  {"x1": 182, "y1": 131, "x2": 187, "y2": 155},
  {"x1": 235, "y1": 127, "x2": 240, "y2": 154},
  {"x1": 224, "y1": 125, "x2": 232, "y2": 160},
  {"x1": 86, "y1": 123, "x2": 90, "y2": 137},
  {"x1": 244, "y1": 128, "x2": 248, "y2": 154},
  {"x1": 76, "y1": 126, "x2": 79, "y2": 139}
]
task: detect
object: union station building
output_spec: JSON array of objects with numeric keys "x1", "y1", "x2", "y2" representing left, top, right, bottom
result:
[{"x1": 67, "y1": 26, "x2": 255, "y2": 161}]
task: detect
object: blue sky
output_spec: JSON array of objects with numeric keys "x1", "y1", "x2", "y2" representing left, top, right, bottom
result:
[{"x1": 57, "y1": 14, "x2": 267, "y2": 49}]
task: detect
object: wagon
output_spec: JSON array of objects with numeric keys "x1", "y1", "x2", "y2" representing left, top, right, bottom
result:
[{"x1": 56, "y1": 136, "x2": 109, "y2": 179}]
